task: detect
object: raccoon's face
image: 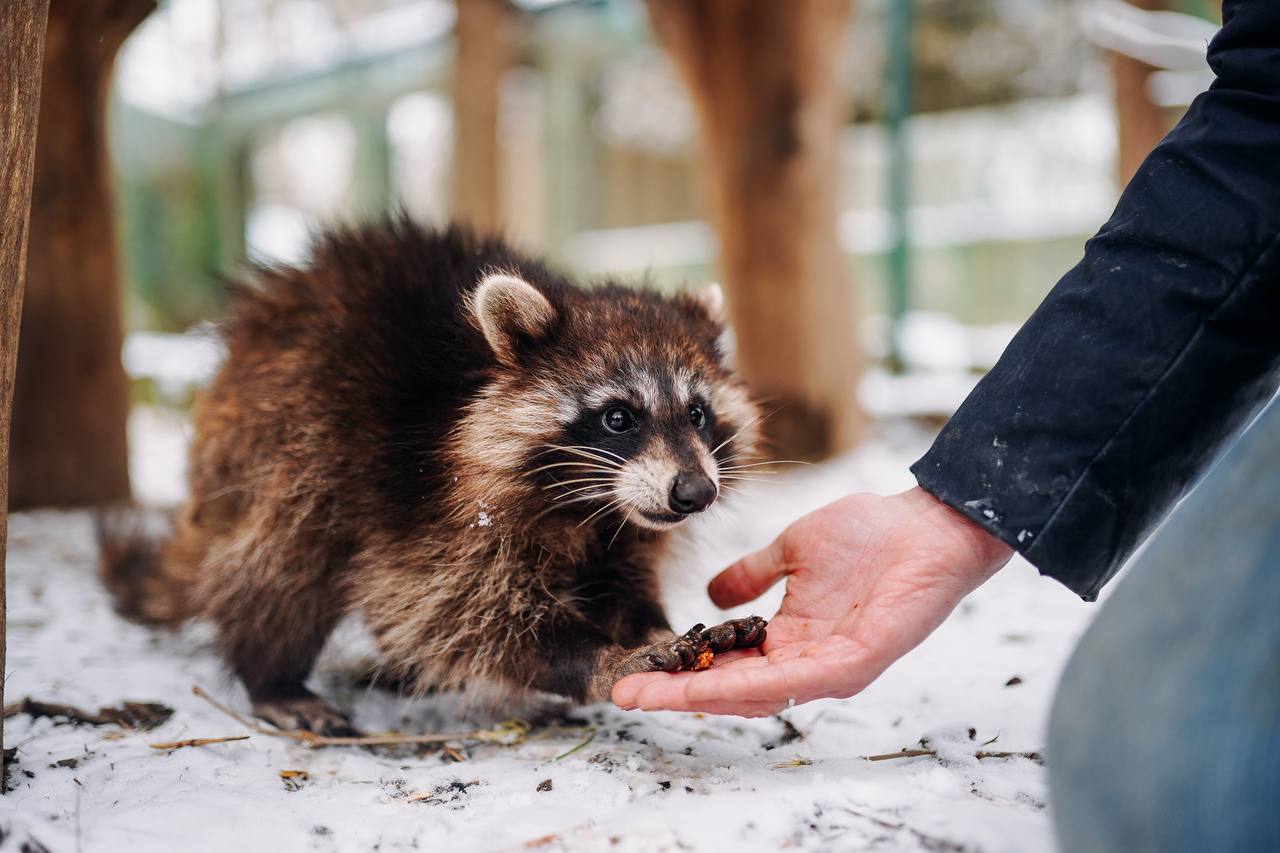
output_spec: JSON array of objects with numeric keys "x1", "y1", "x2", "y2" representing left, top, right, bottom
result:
[
  {"x1": 458, "y1": 271, "x2": 759, "y2": 533},
  {"x1": 541, "y1": 364, "x2": 727, "y2": 530}
]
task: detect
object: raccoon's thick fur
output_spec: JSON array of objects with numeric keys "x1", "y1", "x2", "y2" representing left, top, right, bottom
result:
[{"x1": 101, "y1": 219, "x2": 766, "y2": 733}]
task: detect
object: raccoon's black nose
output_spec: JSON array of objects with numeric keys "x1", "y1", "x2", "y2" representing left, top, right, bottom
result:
[{"x1": 669, "y1": 473, "x2": 717, "y2": 515}]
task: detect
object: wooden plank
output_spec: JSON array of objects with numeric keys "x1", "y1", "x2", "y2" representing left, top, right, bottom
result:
[
  {"x1": 10, "y1": 0, "x2": 155, "y2": 509},
  {"x1": 0, "y1": 0, "x2": 52, "y2": 787},
  {"x1": 1112, "y1": 0, "x2": 1171, "y2": 185},
  {"x1": 452, "y1": 0, "x2": 520, "y2": 232}
]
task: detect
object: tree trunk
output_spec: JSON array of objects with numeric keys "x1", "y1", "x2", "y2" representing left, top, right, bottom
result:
[
  {"x1": 1, "y1": 0, "x2": 52, "y2": 788},
  {"x1": 646, "y1": 0, "x2": 864, "y2": 460},
  {"x1": 9, "y1": 0, "x2": 154, "y2": 510},
  {"x1": 1112, "y1": 0, "x2": 1169, "y2": 186},
  {"x1": 451, "y1": 0, "x2": 519, "y2": 233}
]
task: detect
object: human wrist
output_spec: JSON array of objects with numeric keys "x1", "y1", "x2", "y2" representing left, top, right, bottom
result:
[{"x1": 903, "y1": 485, "x2": 1015, "y2": 573}]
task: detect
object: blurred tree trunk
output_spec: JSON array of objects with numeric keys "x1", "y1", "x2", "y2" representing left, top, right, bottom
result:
[
  {"x1": 10, "y1": 0, "x2": 154, "y2": 510},
  {"x1": 451, "y1": 0, "x2": 519, "y2": 233},
  {"x1": 647, "y1": 0, "x2": 864, "y2": 460},
  {"x1": 1, "y1": 0, "x2": 52, "y2": 788},
  {"x1": 1112, "y1": 0, "x2": 1168, "y2": 186}
]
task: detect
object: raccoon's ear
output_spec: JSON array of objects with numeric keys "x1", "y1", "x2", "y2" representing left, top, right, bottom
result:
[
  {"x1": 681, "y1": 282, "x2": 737, "y2": 366},
  {"x1": 471, "y1": 273, "x2": 557, "y2": 365},
  {"x1": 693, "y1": 282, "x2": 726, "y2": 323}
]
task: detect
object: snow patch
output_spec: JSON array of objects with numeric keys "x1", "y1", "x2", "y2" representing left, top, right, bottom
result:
[{"x1": 2, "y1": 412, "x2": 1095, "y2": 852}]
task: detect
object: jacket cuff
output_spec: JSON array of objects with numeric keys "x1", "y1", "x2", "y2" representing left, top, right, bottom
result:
[{"x1": 911, "y1": 457, "x2": 1108, "y2": 601}]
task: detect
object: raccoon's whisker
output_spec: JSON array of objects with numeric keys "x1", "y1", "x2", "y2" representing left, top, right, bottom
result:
[
  {"x1": 547, "y1": 492, "x2": 612, "y2": 509},
  {"x1": 543, "y1": 477, "x2": 616, "y2": 490},
  {"x1": 536, "y1": 445, "x2": 625, "y2": 468},
  {"x1": 529, "y1": 461, "x2": 614, "y2": 473},
  {"x1": 719, "y1": 451, "x2": 762, "y2": 466},
  {"x1": 548, "y1": 484, "x2": 614, "y2": 500},
  {"x1": 578, "y1": 498, "x2": 624, "y2": 528},
  {"x1": 709, "y1": 412, "x2": 767, "y2": 458},
  {"x1": 551, "y1": 491, "x2": 613, "y2": 506},
  {"x1": 549, "y1": 482, "x2": 612, "y2": 496},
  {"x1": 551, "y1": 444, "x2": 628, "y2": 465},
  {"x1": 528, "y1": 462, "x2": 619, "y2": 476},
  {"x1": 545, "y1": 484, "x2": 614, "y2": 499},
  {"x1": 719, "y1": 460, "x2": 814, "y2": 470},
  {"x1": 606, "y1": 509, "x2": 634, "y2": 551},
  {"x1": 718, "y1": 475, "x2": 770, "y2": 484}
]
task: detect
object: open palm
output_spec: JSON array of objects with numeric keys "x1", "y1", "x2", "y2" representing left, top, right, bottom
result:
[{"x1": 613, "y1": 488, "x2": 1014, "y2": 716}]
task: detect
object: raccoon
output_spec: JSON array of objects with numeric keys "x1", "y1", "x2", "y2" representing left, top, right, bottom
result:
[{"x1": 101, "y1": 219, "x2": 767, "y2": 734}]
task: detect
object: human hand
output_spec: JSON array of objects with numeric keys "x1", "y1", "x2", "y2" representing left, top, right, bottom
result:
[{"x1": 612, "y1": 487, "x2": 1015, "y2": 716}]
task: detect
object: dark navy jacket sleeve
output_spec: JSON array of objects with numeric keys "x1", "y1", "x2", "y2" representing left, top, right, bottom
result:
[{"x1": 910, "y1": 0, "x2": 1280, "y2": 601}]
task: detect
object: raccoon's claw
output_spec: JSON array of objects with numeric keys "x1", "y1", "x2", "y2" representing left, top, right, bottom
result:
[
  {"x1": 252, "y1": 695, "x2": 361, "y2": 738},
  {"x1": 699, "y1": 615, "x2": 768, "y2": 652},
  {"x1": 622, "y1": 616, "x2": 768, "y2": 679},
  {"x1": 626, "y1": 632, "x2": 706, "y2": 676}
]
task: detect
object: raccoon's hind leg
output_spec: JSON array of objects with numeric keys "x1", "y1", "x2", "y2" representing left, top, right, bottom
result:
[
  {"x1": 197, "y1": 510, "x2": 357, "y2": 737},
  {"x1": 251, "y1": 691, "x2": 357, "y2": 737}
]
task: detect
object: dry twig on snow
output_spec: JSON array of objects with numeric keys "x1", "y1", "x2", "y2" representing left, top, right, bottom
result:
[
  {"x1": 149, "y1": 735, "x2": 250, "y2": 752},
  {"x1": 191, "y1": 685, "x2": 528, "y2": 749},
  {"x1": 862, "y1": 748, "x2": 1043, "y2": 764},
  {"x1": 4, "y1": 698, "x2": 173, "y2": 731}
]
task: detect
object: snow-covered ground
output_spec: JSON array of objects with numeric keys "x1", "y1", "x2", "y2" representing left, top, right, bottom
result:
[{"x1": 2, "y1": 411, "x2": 1094, "y2": 852}]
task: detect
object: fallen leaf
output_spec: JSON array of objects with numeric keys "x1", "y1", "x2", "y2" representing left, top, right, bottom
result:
[{"x1": 769, "y1": 757, "x2": 813, "y2": 770}]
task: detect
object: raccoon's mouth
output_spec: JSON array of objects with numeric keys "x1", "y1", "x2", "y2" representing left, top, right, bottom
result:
[{"x1": 636, "y1": 509, "x2": 689, "y2": 527}]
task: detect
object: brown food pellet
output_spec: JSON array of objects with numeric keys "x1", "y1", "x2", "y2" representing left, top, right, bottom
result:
[{"x1": 692, "y1": 648, "x2": 715, "y2": 671}]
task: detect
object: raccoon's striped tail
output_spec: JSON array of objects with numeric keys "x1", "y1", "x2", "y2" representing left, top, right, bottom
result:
[{"x1": 96, "y1": 507, "x2": 194, "y2": 628}]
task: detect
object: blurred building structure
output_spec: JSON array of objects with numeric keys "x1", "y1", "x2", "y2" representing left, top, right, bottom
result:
[{"x1": 108, "y1": 0, "x2": 1215, "y2": 341}]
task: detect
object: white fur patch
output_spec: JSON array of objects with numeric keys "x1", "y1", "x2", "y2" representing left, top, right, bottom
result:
[
  {"x1": 615, "y1": 450, "x2": 681, "y2": 528},
  {"x1": 582, "y1": 383, "x2": 631, "y2": 411},
  {"x1": 633, "y1": 371, "x2": 663, "y2": 414}
]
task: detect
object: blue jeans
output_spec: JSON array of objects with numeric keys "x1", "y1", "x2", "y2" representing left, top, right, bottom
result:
[{"x1": 1047, "y1": 398, "x2": 1280, "y2": 852}]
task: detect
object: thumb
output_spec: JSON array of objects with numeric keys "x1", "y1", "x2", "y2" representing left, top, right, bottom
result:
[{"x1": 708, "y1": 537, "x2": 787, "y2": 608}]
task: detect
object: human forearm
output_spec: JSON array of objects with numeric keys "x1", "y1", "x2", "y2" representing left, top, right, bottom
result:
[{"x1": 913, "y1": 0, "x2": 1280, "y2": 599}]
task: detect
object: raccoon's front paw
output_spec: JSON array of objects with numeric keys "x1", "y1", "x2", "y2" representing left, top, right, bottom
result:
[
  {"x1": 618, "y1": 616, "x2": 769, "y2": 678},
  {"x1": 629, "y1": 623, "x2": 713, "y2": 675},
  {"x1": 698, "y1": 615, "x2": 768, "y2": 652},
  {"x1": 252, "y1": 695, "x2": 361, "y2": 738}
]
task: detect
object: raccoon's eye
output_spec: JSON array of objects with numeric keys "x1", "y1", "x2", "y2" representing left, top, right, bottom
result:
[
  {"x1": 689, "y1": 403, "x2": 707, "y2": 429},
  {"x1": 602, "y1": 406, "x2": 635, "y2": 434}
]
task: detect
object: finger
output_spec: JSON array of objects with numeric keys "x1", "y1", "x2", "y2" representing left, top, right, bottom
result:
[
  {"x1": 683, "y1": 654, "x2": 855, "y2": 706},
  {"x1": 612, "y1": 671, "x2": 664, "y2": 708},
  {"x1": 712, "y1": 648, "x2": 771, "y2": 666},
  {"x1": 670, "y1": 698, "x2": 787, "y2": 717},
  {"x1": 629, "y1": 673, "x2": 785, "y2": 717},
  {"x1": 708, "y1": 538, "x2": 787, "y2": 608},
  {"x1": 622, "y1": 648, "x2": 844, "y2": 706}
]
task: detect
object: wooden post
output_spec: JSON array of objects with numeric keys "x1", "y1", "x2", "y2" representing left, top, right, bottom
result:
[
  {"x1": 537, "y1": 34, "x2": 593, "y2": 263},
  {"x1": 647, "y1": 0, "x2": 865, "y2": 459},
  {"x1": 1111, "y1": 0, "x2": 1169, "y2": 186},
  {"x1": 1, "y1": 0, "x2": 52, "y2": 786},
  {"x1": 9, "y1": 0, "x2": 155, "y2": 510},
  {"x1": 451, "y1": 0, "x2": 520, "y2": 233}
]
